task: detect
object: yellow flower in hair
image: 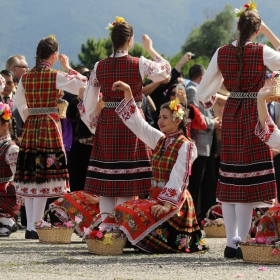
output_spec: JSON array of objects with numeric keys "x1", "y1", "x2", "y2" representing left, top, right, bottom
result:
[
  {"x1": 248, "y1": 0, "x2": 258, "y2": 12},
  {"x1": 169, "y1": 98, "x2": 180, "y2": 111},
  {"x1": 115, "y1": 16, "x2": 125, "y2": 23},
  {"x1": 49, "y1": 34, "x2": 56, "y2": 40},
  {"x1": 2, "y1": 112, "x2": 11, "y2": 121}
]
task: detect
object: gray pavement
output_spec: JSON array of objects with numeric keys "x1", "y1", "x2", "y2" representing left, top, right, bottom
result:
[{"x1": 0, "y1": 228, "x2": 279, "y2": 280}]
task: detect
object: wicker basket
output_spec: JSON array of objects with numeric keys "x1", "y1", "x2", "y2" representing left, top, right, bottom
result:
[
  {"x1": 266, "y1": 77, "x2": 280, "y2": 102},
  {"x1": 57, "y1": 99, "x2": 69, "y2": 119},
  {"x1": 203, "y1": 205, "x2": 226, "y2": 238},
  {"x1": 241, "y1": 215, "x2": 280, "y2": 264},
  {"x1": 85, "y1": 212, "x2": 127, "y2": 255},
  {"x1": 36, "y1": 206, "x2": 74, "y2": 244}
]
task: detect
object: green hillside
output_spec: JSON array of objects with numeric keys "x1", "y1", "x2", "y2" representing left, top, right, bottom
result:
[{"x1": 0, "y1": 0, "x2": 279, "y2": 70}]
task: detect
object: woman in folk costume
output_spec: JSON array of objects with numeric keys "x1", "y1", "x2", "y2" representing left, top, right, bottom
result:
[
  {"x1": 14, "y1": 36, "x2": 87, "y2": 239},
  {"x1": 78, "y1": 16, "x2": 171, "y2": 219},
  {"x1": 0, "y1": 83, "x2": 20, "y2": 237},
  {"x1": 100, "y1": 81, "x2": 206, "y2": 253},
  {"x1": 197, "y1": 1, "x2": 280, "y2": 258}
]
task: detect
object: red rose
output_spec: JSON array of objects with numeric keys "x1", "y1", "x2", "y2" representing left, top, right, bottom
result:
[
  {"x1": 244, "y1": 4, "x2": 249, "y2": 8},
  {"x1": 89, "y1": 229, "x2": 98, "y2": 238},
  {"x1": 112, "y1": 22, "x2": 117, "y2": 26}
]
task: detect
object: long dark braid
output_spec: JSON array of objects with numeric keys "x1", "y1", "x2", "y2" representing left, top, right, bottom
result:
[
  {"x1": 35, "y1": 37, "x2": 58, "y2": 72},
  {"x1": 0, "y1": 116, "x2": 17, "y2": 141},
  {"x1": 160, "y1": 102, "x2": 193, "y2": 142},
  {"x1": 235, "y1": 10, "x2": 261, "y2": 90},
  {"x1": 110, "y1": 22, "x2": 133, "y2": 69}
]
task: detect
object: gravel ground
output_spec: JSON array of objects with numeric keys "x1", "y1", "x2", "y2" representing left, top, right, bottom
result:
[{"x1": 0, "y1": 228, "x2": 279, "y2": 280}]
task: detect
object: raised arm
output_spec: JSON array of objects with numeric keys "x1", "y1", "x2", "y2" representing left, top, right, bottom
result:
[
  {"x1": 255, "y1": 79, "x2": 280, "y2": 148},
  {"x1": 112, "y1": 81, "x2": 163, "y2": 149}
]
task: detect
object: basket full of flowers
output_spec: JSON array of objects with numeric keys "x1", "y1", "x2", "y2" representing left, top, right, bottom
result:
[
  {"x1": 83, "y1": 212, "x2": 127, "y2": 255},
  {"x1": 202, "y1": 204, "x2": 226, "y2": 238},
  {"x1": 34, "y1": 206, "x2": 81, "y2": 244}
]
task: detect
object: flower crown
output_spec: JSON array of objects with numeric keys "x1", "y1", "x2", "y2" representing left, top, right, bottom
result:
[
  {"x1": 0, "y1": 102, "x2": 12, "y2": 122},
  {"x1": 234, "y1": 1, "x2": 258, "y2": 18},
  {"x1": 105, "y1": 16, "x2": 125, "y2": 33},
  {"x1": 169, "y1": 98, "x2": 184, "y2": 121}
]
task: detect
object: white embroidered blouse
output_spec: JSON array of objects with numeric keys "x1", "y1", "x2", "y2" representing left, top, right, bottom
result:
[
  {"x1": 79, "y1": 51, "x2": 171, "y2": 134},
  {"x1": 0, "y1": 135, "x2": 19, "y2": 176},
  {"x1": 15, "y1": 68, "x2": 87, "y2": 122},
  {"x1": 255, "y1": 115, "x2": 280, "y2": 149},
  {"x1": 115, "y1": 97, "x2": 197, "y2": 207},
  {"x1": 197, "y1": 41, "x2": 280, "y2": 109}
]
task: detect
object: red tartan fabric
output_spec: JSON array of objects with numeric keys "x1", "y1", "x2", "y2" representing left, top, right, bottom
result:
[
  {"x1": 0, "y1": 140, "x2": 20, "y2": 218},
  {"x1": 151, "y1": 134, "x2": 185, "y2": 182},
  {"x1": 84, "y1": 56, "x2": 152, "y2": 197},
  {"x1": 216, "y1": 43, "x2": 277, "y2": 203},
  {"x1": 0, "y1": 140, "x2": 13, "y2": 180},
  {"x1": 15, "y1": 67, "x2": 69, "y2": 185}
]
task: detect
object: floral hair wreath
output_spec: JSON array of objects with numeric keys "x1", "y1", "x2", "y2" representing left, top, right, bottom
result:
[
  {"x1": 169, "y1": 98, "x2": 184, "y2": 121},
  {"x1": 234, "y1": 1, "x2": 258, "y2": 18},
  {"x1": 105, "y1": 16, "x2": 125, "y2": 33},
  {"x1": 0, "y1": 102, "x2": 12, "y2": 122}
]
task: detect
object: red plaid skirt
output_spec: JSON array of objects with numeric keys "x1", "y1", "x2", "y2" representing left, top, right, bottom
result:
[
  {"x1": 0, "y1": 183, "x2": 20, "y2": 218},
  {"x1": 84, "y1": 107, "x2": 152, "y2": 197},
  {"x1": 217, "y1": 98, "x2": 277, "y2": 202}
]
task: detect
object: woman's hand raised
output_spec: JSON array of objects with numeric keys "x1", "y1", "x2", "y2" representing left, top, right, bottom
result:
[
  {"x1": 112, "y1": 81, "x2": 132, "y2": 102},
  {"x1": 142, "y1": 34, "x2": 153, "y2": 51}
]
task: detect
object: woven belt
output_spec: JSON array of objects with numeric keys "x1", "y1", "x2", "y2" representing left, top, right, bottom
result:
[
  {"x1": 151, "y1": 179, "x2": 166, "y2": 189},
  {"x1": 104, "y1": 101, "x2": 142, "y2": 108},
  {"x1": 0, "y1": 176, "x2": 13, "y2": 183},
  {"x1": 28, "y1": 107, "x2": 59, "y2": 115},
  {"x1": 229, "y1": 92, "x2": 258, "y2": 99}
]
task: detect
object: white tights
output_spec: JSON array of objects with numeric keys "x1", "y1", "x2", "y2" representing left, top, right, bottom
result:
[
  {"x1": 222, "y1": 202, "x2": 253, "y2": 249},
  {"x1": 99, "y1": 196, "x2": 134, "y2": 221},
  {"x1": 25, "y1": 197, "x2": 48, "y2": 231}
]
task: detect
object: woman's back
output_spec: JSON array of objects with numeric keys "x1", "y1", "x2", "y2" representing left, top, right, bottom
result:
[
  {"x1": 97, "y1": 54, "x2": 142, "y2": 102},
  {"x1": 21, "y1": 66, "x2": 59, "y2": 108},
  {"x1": 218, "y1": 43, "x2": 266, "y2": 92}
]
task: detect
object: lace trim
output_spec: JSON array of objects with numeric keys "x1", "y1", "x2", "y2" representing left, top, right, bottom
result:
[{"x1": 255, "y1": 115, "x2": 275, "y2": 143}]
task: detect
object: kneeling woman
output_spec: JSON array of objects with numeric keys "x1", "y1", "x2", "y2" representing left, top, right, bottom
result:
[{"x1": 101, "y1": 81, "x2": 206, "y2": 253}]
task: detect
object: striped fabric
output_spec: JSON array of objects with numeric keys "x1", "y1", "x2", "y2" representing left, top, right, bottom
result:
[
  {"x1": 84, "y1": 55, "x2": 152, "y2": 197},
  {"x1": 14, "y1": 67, "x2": 68, "y2": 185},
  {"x1": 216, "y1": 43, "x2": 277, "y2": 203}
]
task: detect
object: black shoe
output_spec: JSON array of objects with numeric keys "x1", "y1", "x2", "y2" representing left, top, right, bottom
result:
[
  {"x1": 25, "y1": 230, "x2": 31, "y2": 239},
  {"x1": 30, "y1": 230, "x2": 39, "y2": 239},
  {"x1": 0, "y1": 222, "x2": 18, "y2": 237},
  {"x1": 236, "y1": 247, "x2": 243, "y2": 259},
  {"x1": 224, "y1": 246, "x2": 237, "y2": 258}
]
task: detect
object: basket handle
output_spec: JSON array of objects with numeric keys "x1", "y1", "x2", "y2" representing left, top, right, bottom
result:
[
  {"x1": 42, "y1": 205, "x2": 70, "y2": 222},
  {"x1": 89, "y1": 211, "x2": 117, "y2": 230},
  {"x1": 205, "y1": 204, "x2": 222, "y2": 219}
]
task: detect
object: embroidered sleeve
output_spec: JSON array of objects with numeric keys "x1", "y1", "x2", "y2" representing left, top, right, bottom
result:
[
  {"x1": 78, "y1": 62, "x2": 101, "y2": 135},
  {"x1": 0, "y1": 74, "x2": 5, "y2": 94},
  {"x1": 5, "y1": 144, "x2": 19, "y2": 176},
  {"x1": 115, "y1": 97, "x2": 163, "y2": 149},
  {"x1": 139, "y1": 55, "x2": 171, "y2": 83},
  {"x1": 56, "y1": 69, "x2": 88, "y2": 95},
  {"x1": 255, "y1": 115, "x2": 280, "y2": 146},
  {"x1": 15, "y1": 80, "x2": 29, "y2": 122},
  {"x1": 197, "y1": 48, "x2": 223, "y2": 109},
  {"x1": 158, "y1": 141, "x2": 197, "y2": 207}
]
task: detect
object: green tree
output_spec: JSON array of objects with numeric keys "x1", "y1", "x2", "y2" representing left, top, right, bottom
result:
[
  {"x1": 182, "y1": 4, "x2": 236, "y2": 59},
  {"x1": 71, "y1": 39, "x2": 152, "y2": 69}
]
